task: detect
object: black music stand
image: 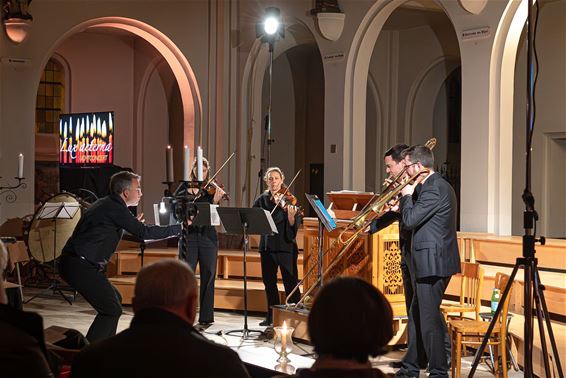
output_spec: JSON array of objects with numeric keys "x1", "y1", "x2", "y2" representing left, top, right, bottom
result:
[
  {"x1": 217, "y1": 207, "x2": 277, "y2": 340},
  {"x1": 25, "y1": 201, "x2": 80, "y2": 305}
]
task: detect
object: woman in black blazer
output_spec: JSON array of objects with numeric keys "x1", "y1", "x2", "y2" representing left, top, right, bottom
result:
[
  {"x1": 253, "y1": 167, "x2": 301, "y2": 326},
  {"x1": 175, "y1": 158, "x2": 225, "y2": 327}
]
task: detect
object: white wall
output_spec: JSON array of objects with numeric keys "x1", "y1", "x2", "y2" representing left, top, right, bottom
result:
[
  {"x1": 512, "y1": 1, "x2": 566, "y2": 238},
  {"x1": 56, "y1": 32, "x2": 136, "y2": 168}
]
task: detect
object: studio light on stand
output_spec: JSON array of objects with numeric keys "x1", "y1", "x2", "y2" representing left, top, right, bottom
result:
[{"x1": 256, "y1": 7, "x2": 284, "y2": 172}]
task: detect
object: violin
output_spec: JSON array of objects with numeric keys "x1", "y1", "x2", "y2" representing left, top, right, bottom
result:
[
  {"x1": 205, "y1": 180, "x2": 230, "y2": 201},
  {"x1": 270, "y1": 186, "x2": 304, "y2": 216}
]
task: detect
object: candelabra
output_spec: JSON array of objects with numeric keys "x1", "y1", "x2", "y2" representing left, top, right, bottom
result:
[{"x1": 0, "y1": 177, "x2": 26, "y2": 204}]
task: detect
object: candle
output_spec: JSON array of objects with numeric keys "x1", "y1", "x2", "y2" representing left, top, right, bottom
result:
[
  {"x1": 166, "y1": 145, "x2": 174, "y2": 182},
  {"x1": 197, "y1": 146, "x2": 203, "y2": 182},
  {"x1": 17, "y1": 153, "x2": 24, "y2": 178},
  {"x1": 183, "y1": 146, "x2": 191, "y2": 181},
  {"x1": 281, "y1": 321, "x2": 288, "y2": 354}
]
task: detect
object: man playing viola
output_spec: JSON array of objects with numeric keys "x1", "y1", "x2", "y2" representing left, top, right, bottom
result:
[{"x1": 253, "y1": 167, "x2": 302, "y2": 326}]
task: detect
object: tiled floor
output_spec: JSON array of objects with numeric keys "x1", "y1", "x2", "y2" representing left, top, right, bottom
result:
[{"x1": 23, "y1": 288, "x2": 522, "y2": 377}]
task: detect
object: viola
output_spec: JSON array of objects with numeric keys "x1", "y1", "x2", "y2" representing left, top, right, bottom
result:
[{"x1": 270, "y1": 186, "x2": 304, "y2": 216}]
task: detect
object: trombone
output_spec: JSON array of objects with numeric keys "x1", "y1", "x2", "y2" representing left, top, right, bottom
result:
[
  {"x1": 285, "y1": 138, "x2": 436, "y2": 307},
  {"x1": 286, "y1": 167, "x2": 429, "y2": 307}
]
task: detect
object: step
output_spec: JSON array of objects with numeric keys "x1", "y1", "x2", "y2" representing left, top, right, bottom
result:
[{"x1": 109, "y1": 275, "x2": 297, "y2": 313}]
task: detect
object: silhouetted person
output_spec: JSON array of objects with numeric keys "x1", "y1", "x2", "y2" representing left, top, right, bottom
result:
[
  {"x1": 70, "y1": 259, "x2": 250, "y2": 378},
  {"x1": 0, "y1": 240, "x2": 55, "y2": 377},
  {"x1": 278, "y1": 277, "x2": 394, "y2": 378}
]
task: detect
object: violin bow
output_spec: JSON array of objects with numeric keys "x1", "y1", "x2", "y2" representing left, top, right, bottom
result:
[
  {"x1": 191, "y1": 151, "x2": 235, "y2": 203},
  {"x1": 204, "y1": 151, "x2": 236, "y2": 189},
  {"x1": 270, "y1": 169, "x2": 302, "y2": 215}
]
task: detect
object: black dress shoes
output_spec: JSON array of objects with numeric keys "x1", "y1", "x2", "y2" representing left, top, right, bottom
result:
[{"x1": 259, "y1": 319, "x2": 273, "y2": 327}]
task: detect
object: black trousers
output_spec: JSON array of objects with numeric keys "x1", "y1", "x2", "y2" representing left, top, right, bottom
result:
[
  {"x1": 260, "y1": 251, "x2": 301, "y2": 321},
  {"x1": 400, "y1": 256, "x2": 428, "y2": 369},
  {"x1": 184, "y1": 234, "x2": 218, "y2": 323},
  {"x1": 400, "y1": 275, "x2": 451, "y2": 378},
  {"x1": 59, "y1": 254, "x2": 122, "y2": 343}
]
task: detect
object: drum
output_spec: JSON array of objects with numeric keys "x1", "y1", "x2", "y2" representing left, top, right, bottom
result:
[{"x1": 27, "y1": 192, "x2": 87, "y2": 263}]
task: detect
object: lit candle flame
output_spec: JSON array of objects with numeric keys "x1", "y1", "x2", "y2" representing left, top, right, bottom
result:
[{"x1": 102, "y1": 120, "x2": 107, "y2": 138}]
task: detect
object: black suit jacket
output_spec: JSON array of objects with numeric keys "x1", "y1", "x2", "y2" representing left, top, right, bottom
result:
[
  {"x1": 70, "y1": 308, "x2": 250, "y2": 378},
  {"x1": 399, "y1": 172, "x2": 460, "y2": 279},
  {"x1": 62, "y1": 195, "x2": 181, "y2": 265}
]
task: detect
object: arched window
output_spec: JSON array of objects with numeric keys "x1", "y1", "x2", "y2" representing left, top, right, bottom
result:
[{"x1": 36, "y1": 59, "x2": 65, "y2": 134}]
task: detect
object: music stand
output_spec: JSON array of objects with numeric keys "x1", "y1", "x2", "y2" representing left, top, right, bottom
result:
[
  {"x1": 304, "y1": 194, "x2": 336, "y2": 290},
  {"x1": 25, "y1": 201, "x2": 80, "y2": 305},
  {"x1": 217, "y1": 207, "x2": 277, "y2": 340}
]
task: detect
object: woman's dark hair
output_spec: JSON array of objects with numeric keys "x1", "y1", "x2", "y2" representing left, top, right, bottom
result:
[
  {"x1": 190, "y1": 157, "x2": 210, "y2": 181},
  {"x1": 308, "y1": 277, "x2": 394, "y2": 363}
]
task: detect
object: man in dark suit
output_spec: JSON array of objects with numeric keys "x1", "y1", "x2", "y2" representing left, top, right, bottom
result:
[
  {"x1": 70, "y1": 259, "x2": 250, "y2": 378},
  {"x1": 396, "y1": 145, "x2": 460, "y2": 378},
  {"x1": 60, "y1": 171, "x2": 182, "y2": 342},
  {"x1": 368, "y1": 144, "x2": 428, "y2": 370}
]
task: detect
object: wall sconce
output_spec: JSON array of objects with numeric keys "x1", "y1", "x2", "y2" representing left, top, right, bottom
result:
[
  {"x1": 2, "y1": 0, "x2": 33, "y2": 44},
  {"x1": 310, "y1": 0, "x2": 345, "y2": 42}
]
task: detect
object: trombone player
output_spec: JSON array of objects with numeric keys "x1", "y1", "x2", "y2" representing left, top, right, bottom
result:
[
  {"x1": 395, "y1": 145, "x2": 460, "y2": 378},
  {"x1": 366, "y1": 144, "x2": 425, "y2": 369}
]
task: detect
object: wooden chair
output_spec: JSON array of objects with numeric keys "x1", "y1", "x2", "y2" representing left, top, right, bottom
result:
[
  {"x1": 449, "y1": 272, "x2": 513, "y2": 378},
  {"x1": 441, "y1": 261, "x2": 484, "y2": 321}
]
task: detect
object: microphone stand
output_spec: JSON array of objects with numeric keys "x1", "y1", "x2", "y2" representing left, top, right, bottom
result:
[{"x1": 469, "y1": 1, "x2": 563, "y2": 376}]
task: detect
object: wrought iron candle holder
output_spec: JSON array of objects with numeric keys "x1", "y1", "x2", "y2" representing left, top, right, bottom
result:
[{"x1": 0, "y1": 177, "x2": 26, "y2": 204}]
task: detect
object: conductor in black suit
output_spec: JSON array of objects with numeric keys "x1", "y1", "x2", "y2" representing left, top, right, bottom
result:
[
  {"x1": 395, "y1": 145, "x2": 460, "y2": 378},
  {"x1": 61, "y1": 171, "x2": 182, "y2": 342}
]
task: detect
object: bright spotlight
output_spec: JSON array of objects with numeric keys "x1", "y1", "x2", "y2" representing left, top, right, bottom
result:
[
  {"x1": 159, "y1": 201, "x2": 167, "y2": 214},
  {"x1": 256, "y1": 7, "x2": 284, "y2": 46},
  {"x1": 264, "y1": 16, "x2": 279, "y2": 35}
]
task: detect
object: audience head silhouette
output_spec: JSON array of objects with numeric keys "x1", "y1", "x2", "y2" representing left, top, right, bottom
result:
[
  {"x1": 0, "y1": 240, "x2": 7, "y2": 304},
  {"x1": 132, "y1": 259, "x2": 198, "y2": 324},
  {"x1": 308, "y1": 277, "x2": 393, "y2": 363}
]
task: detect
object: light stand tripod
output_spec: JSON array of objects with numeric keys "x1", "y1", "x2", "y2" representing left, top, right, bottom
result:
[
  {"x1": 469, "y1": 1, "x2": 563, "y2": 376},
  {"x1": 25, "y1": 201, "x2": 79, "y2": 305}
]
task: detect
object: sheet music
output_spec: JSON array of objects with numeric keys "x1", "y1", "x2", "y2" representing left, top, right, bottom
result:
[
  {"x1": 210, "y1": 204, "x2": 221, "y2": 226},
  {"x1": 38, "y1": 202, "x2": 80, "y2": 219},
  {"x1": 153, "y1": 204, "x2": 161, "y2": 226},
  {"x1": 263, "y1": 209, "x2": 278, "y2": 234}
]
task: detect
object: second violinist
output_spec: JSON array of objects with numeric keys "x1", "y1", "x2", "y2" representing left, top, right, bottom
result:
[
  {"x1": 253, "y1": 167, "x2": 302, "y2": 326},
  {"x1": 174, "y1": 157, "x2": 225, "y2": 329}
]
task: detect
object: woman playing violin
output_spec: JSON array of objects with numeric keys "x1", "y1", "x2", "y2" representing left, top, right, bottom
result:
[
  {"x1": 253, "y1": 167, "x2": 301, "y2": 326},
  {"x1": 174, "y1": 157, "x2": 226, "y2": 328}
]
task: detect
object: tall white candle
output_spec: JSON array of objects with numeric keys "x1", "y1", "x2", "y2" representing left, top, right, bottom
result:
[
  {"x1": 17, "y1": 153, "x2": 24, "y2": 178},
  {"x1": 183, "y1": 146, "x2": 191, "y2": 181},
  {"x1": 197, "y1": 146, "x2": 203, "y2": 182},
  {"x1": 166, "y1": 145, "x2": 174, "y2": 182}
]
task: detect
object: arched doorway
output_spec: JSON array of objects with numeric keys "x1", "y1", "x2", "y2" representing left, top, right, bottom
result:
[{"x1": 34, "y1": 17, "x2": 202, "y2": 217}]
